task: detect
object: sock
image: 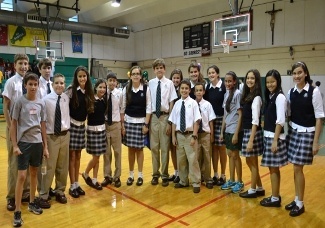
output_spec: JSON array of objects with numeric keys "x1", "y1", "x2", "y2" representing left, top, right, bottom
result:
[
  {"x1": 70, "y1": 183, "x2": 76, "y2": 190},
  {"x1": 220, "y1": 174, "x2": 226, "y2": 180},
  {"x1": 296, "y1": 200, "x2": 304, "y2": 209},
  {"x1": 138, "y1": 172, "x2": 143, "y2": 178},
  {"x1": 174, "y1": 170, "x2": 178, "y2": 176},
  {"x1": 257, "y1": 186, "x2": 264, "y2": 191},
  {"x1": 92, "y1": 178, "x2": 97, "y2": 185},
  {"x1": 214, "y1": 172, "x2": 219, "y2": 178},
  {"x1": 74, "y1": 182, "x2": 80, "y2": 188},
  {"x1": 271, "y1": 196, "x2": 279, "y2": 202},
  {"x1": 294, "y1": 196, "x2": 298, "y2": 202},
  {"x1": 129, "y1": 171, "x2": 134, "y2": 178},
  {"x1": 248, "y1": 188, "x2": 256, "y2": 194}
]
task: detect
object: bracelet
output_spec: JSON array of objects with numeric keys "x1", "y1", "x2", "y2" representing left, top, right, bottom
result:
[
  {"x1": 167, "y1": 121, "x2": 172, "y2": 125},
  {"x1": 191, "y1": 135, "x2": 198, "y2": 140},
  {"x1": 144, "y1": 123, "x2": 149, "y2": 128}
]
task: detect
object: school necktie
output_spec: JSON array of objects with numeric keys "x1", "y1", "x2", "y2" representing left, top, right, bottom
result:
[
  {"x1": 156, "y1": 81, "x2": 161, "y2": 118},
  {"x1": 54, "y1": 95, "x2": 61, "y2": 135},
  {"x1": 198, "y1": 103, "x2": 204, "y2": 133},
  {"x1": 107, "y1": 92, "x2": 113, "y2": 125},
  {"x1": 22, "y1": 79, "x2": 27, "y2": 94},
  {"x1": 47, "y1": 82, "x2": 51, "y2": 94},
  {"x1": 180, "y1": 101, "x2": 186, "y2": 132}
]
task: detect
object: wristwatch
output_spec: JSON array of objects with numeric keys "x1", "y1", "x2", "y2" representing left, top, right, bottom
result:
[{"x1": 191, "y1": 135, "x2": 198, "y2": 140}]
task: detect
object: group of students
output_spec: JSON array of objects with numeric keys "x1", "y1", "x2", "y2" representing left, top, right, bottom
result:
[{"x1": 3, "y1": 54, "x2": 324, "y2": 227}]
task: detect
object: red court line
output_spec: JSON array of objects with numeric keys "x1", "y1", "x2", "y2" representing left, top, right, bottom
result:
[{"x1": 105, "y1": 185, "x2": 190, "y2": 226}]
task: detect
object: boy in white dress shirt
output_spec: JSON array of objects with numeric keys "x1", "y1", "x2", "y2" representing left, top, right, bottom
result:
[
  {"x1": 148, "y1": 58, "x2": 177, "y2": 186},
  {"x1": 169, "y1": 80, "x2": 201, "y2": 193},
  {"x1": 101, "y1": 72, "x2": 123, "y2": 188}
]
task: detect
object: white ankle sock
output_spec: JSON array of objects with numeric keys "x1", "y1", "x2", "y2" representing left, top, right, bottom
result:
[
  {"x1": 138, "y1": 172, "x2": 143, "y2": 178},
  {"x1": 214, "y1": 172, "x2": 219, "y2": 178},
  {"x1": 248, "y1": 188, "x2": 256, "y2": 194},
  {"x1": 296, "y1": 200, "x2": 304, "y2": 209},
  {"x1": 174, "y1": 170, "x2": 178, "y2": 176},
  {"x1": 271, "y1": 196, "x2": 279, "y2": 202},
  {"x1": 294, "y1": 196, "x2": 298, "y2": 202},
  {"x1": 129, "y1": 171, "x2": 134, "y2": 178},
  {"x1": 74, "y1": 182, "x2": 80, "y2": 188},
  {"x1": 257, "y1": 186, "x2": 264, "y2": 191},
  {"x1": 92, "y1": 178, "x2": 97, "y2": 185}
]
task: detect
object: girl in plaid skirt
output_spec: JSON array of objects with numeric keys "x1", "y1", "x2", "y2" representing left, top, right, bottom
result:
[
  {"x1": 204, "y1": 65, "x2": 227, "y2": 186},
  {"x1": 82, "y1": 79, "x2": 107, "y2": 191},
  {"x1": 285, "y1": 62, "x2": 324, "y2": 217},
  {"x1": 260, "y1": 70, "x2": 288, "y2": 208},
  {"x1": 121, "y1": 66, "x2": 151, "y2": 186},
  {"x1": 66, "y1": 66, "x2": 95, "y2": 198},
  {"x1": 239, "y1": 69, "x2": 265, "y2": 198}
]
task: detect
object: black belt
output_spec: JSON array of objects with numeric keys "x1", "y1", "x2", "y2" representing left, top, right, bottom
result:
[
  {"x1": 177, "y1": 131, "x2": 193, "y2": 135},
  {"x1": 51, "y1": 130, "x2": 68, "y2": 136},
  {"x1": 152, "y1": 111, "x2": 169, "y2": 115}
]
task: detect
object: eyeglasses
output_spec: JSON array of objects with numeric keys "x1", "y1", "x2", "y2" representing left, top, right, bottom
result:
[{"x1": 131, "y1": 72, "x2": 141, "y2": 76}]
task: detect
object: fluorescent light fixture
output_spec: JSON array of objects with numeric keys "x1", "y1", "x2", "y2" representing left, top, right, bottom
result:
[{"x1": 111, "y1": 0, "x2": 121, "y2": 7}]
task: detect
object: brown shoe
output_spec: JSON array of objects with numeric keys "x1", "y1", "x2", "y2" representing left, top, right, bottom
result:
[
  {"x1": 55, "y1": 194, "x2": 67, "y2": 204},
  {"x1": 37, "y1": 198, "x2": 51, "y2": 209},
  {"x1": 7, "y1": 198, "x2": 15, "y2": 211}
]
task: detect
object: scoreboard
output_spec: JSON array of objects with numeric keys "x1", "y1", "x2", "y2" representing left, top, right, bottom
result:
[{"x1": 183, "y1": 22, "x2": 211, "y2": 59}]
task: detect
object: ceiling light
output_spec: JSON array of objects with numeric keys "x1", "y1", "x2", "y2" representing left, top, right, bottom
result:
[{"x1": 111, "y1": 0, "x2": 121, "y2": 7}]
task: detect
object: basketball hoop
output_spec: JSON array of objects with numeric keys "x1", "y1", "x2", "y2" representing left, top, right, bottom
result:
[{"x1": 220, "y1": 39, "x2": 233, "y2": 54}]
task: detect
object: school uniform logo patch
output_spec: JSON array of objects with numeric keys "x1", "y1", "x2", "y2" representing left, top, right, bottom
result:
[{"x1": 304, "y1": 93, "x2": 308, "y2": 98}]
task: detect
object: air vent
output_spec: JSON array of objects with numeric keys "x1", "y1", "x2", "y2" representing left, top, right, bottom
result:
[
  {"x1": 113, "y1": 27, "x2": 130, "y2": 37},
  {"x1": 27, "y1": 14, "x2": 48, "y2": 24}
]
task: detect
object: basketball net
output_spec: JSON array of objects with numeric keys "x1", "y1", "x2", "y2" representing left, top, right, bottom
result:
[{"x1": 220, "y1": 39, "x2": 233, "y2": 54}]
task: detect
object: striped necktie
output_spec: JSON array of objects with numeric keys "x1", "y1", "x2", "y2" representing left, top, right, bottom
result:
[
  {"x1": 54, "y1": 95, "x2": 61, "y2": 135},
  {"x1": 156, "y1": 81, "x2": 161, "y2": 118},
  {"x1": 180, "y1": 101, "x2": 186, "y2": 132}
]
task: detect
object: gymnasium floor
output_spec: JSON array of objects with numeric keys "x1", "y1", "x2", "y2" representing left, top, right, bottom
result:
[{"x1": 0, "y1": 118, "x2": 324, "y2": 227}]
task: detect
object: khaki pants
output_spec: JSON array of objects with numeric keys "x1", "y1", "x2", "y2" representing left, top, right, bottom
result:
[
  {"x1": 6, "y1": 128, "x2": 30, "y2": 200},
  {"x1": 103, "y1": 122, "x2": 122, "y2": 179},
  {"x1": 197, "y1": 133, "x2": 212, "y2": 182},
  {"x1": 38, "y1": 132, "x2": 70, "y2": 198},
  {"x1": 150, "y1": 115, "x2": 170, "y2": 179},
  {"x1": 176, "y1": 133, "x2": 201, "y2": 187}
]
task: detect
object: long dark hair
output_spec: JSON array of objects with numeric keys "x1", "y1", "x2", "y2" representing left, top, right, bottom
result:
[
  {"x1": 70, "y1": 66, "x2": 95, "y2": 113},
  {"x1": 94, "y1": 78, "x2": 107, "y2": 100},
  {"x1": 241, "y1": 69, "x2": 262, "y2": 105},
  {"x1": 292, "y1": 61, "x2": 311, "y2": 84},
  {"x1": 225, "y1": 71, "x2": 237, "y2": 113},
  {"x1": 126, "y1": 66, "x2": 143, "y2": 105},
  {"x1": 264, "y1": 69, "x2": 283, "y2": 106}
]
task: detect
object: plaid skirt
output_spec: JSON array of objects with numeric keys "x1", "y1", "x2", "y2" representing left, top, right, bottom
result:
[
  {"x1": 69, "y1": 123, "x2": 85, "y2": 150},
  {"x1": 213, "y1": 117, "x2": 225, "y2": 146},
  {"x1": 124, "y1": 122, "x2": 145, "y2": 149},
  {"x1": 241, "y1": 128, "x2": 263, "y2": 157},
  {"x1": 86, "y1": 129, "x2": 107, "y2": 155},
  {"x1": 287, "y1": 128, "x2": 314, "y2": 165},
  {"x1": 261, "y1": 137, "x2": 288, "y2": 167}
]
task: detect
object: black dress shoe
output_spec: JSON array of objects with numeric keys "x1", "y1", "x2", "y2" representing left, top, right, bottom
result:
[
  {"x1": 174, "y1": 183, "x2": 189, "y2": 188},
  {"x1": 260, "y1": 196, "x2": 281, "y2": 207},
  {"x1": 21, "y1": 194, "x2": 30, "y2": 203},
  {"x1": 162, "y1": 178, "x2": 169, "y2": 187},
  {"x1": 136, "y1": 177, "x2": 143, "y2": 186},
  {"x1": 216, "y1": 177, "x2": 226, "y2": 186},
  {"x1": 289, "y1": 205, "x2": 305, "y2": 217},
  {"x1": 285, "y1": 201, "x2": 296, "y2": 210},
  {"x1": 82, "y1": 173, "x2": 94, "y2": 187},
  {"x1": 101, "y1": 176, "x2": 113, "y2": 187},
  {"x1": 151, "y1": 177, "x2": 159, "y2": 185},
  {"x1": 114, "y1": 178, "x2": 121, "y2": 188},
  {"x1": 212, "y1": 176, "x2": 218, "y2": 185},
  {"x1": 193, "y1": 187, "x2": 200, "y2": 193},
  {"x1": 7, "y1": 198, "x2": 15, "y2": 211},
  {"x1": 126, "y1": 177, "x2": 134, "y2": 186},
  {"x1": 37, "y1": 197, "x2": 51, "y2": 209},
  {"x1": 55, "y1": 194, "x2": 67, "y2": 204},
  {"x1": 76, "y1": 186, "x2": 85, "y2": 195},
  {"x1": 239, "y1": 190, "x2": 257, "y2": 198},
  {"x1": 49, "y1": 188, "x2": 56, "y2": 197},
  {"x1": 168, "y1": 175, "x2": 176, "y2": 182},
  {"x1": 92, "y1": 182, "x2": 103, "y2": 190},
  {"x1": 69, "y1": 189, "x2": 79, "y2": 198},
  {"x1": 256, "y1": 189, "x2": 265, "y2": 197},
  {"x1": 173, "y1": 176, "x2": 180, "y2": 183},
  {"x1": 206, "y1": 182, "x2": 214, "y2": 189}
]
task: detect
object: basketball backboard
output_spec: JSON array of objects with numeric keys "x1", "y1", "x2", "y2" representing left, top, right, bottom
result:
[
  {"x1": 214, "y1": 13, "x2": 250, "y2": 47},
  {"x1": 35, "y1": 40, "x2": 64, "y2": 61}
]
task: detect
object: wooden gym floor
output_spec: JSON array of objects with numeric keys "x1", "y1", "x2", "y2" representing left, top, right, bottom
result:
[{"x1": 0, "y1": 119, "x2": 324, "y2": 227}]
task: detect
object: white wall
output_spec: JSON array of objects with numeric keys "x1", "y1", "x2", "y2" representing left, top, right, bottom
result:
[{"x1": 1, "y1": 0, "x2": 325, "y2": 82}]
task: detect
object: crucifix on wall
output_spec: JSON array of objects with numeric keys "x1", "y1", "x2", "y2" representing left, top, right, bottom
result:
[{"x1": 265, "y1": 3, "x2": 282, "y2": 45}]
